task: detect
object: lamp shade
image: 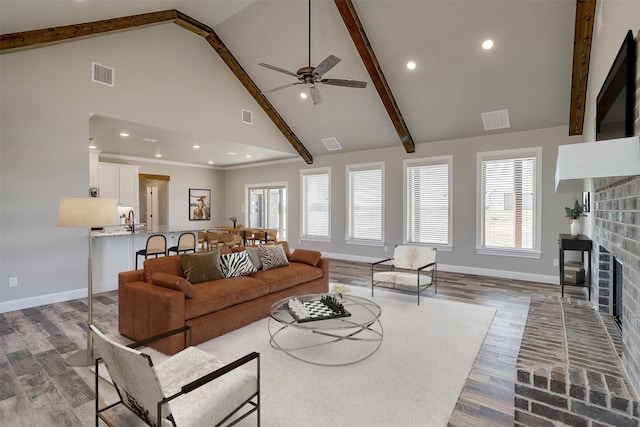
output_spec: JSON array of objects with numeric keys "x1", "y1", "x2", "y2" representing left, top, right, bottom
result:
[{"x1": 58, "y1": 197, "x2": 118, "y2": 228}]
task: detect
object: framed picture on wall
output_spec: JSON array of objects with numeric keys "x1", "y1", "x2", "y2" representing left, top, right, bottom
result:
[
  {"x1": 189, "y1": 188, "x2": 211, "y2": 221},
  {"x1": 582, "y1": 191, "x2": 590, "y2": 213}
]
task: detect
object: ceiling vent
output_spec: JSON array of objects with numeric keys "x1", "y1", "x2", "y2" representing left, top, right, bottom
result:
[
  {"x1": 241, "y1": 109, "x2": 253, "y2": 125},
  {"x1": 481, "y1": 109, "x2": 510, "y2": 131},
  {"x1": 92, "y1": 62, "x2": 114, "y2": 87},
  {"x1": 321, "y1": 137, "x2": 343, "y2": 151}
]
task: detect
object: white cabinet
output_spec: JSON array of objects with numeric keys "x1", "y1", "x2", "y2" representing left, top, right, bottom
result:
[{"x1": 98, "y1": 162, "x2": 140, "y2": 207}]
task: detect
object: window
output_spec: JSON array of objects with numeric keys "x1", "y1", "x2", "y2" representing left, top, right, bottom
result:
[
  {"x1": 477, "y1": 147, "x2": 541, "y2": 257},
  {"x1": 404, "y1": 156, "x2": 452, "y2": 248},
  {"x1": 245, "y1": 182, "x2": 287, "y2": 240},
  {"x1": 301, "y1": 168, "x2": 330, "y2": 241},
  {"x1": 346, "y1": 162, "x2": 384, "y2": 245}
]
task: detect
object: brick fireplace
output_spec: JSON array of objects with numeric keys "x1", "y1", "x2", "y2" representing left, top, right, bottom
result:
[{"x1": 591, "y1": 176, "x2": 640, "y2": 397}]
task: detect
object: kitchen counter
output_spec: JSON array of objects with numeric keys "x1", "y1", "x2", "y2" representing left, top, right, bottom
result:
[
  {"x1": 92, "y1": 225, "x2": 203, "y2": 237},
  {"x1": 91, "y1": 226, "x2": 204, "y2": 293}
]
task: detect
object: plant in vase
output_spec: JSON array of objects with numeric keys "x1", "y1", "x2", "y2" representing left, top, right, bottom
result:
[
  {"x1": 331, "y1": 283, "x2": 350, "y2": 300},
  {"x1": 229, "y1": 216, "x2": 237, "y2": 228},
  {"x1": 564, "y1": 200, "x2": 586, "y2": 236}
]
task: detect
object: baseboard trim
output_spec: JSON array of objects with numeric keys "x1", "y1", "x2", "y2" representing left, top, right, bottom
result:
[
  {"x1": 322, "y1": 251, "x2": 558, "y2": 285},
  {"x1": 1, "y1": 289, "x2": 86, "y2": 313}
]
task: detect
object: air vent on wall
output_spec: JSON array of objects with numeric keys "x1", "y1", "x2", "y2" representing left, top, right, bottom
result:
[
  {"x1": 481, "y1": 109, "x2": 510, "y2": 131},
  {"x1": 321, "y1": 137, "x2": 343, "y2": 151},
  {"x1": 92, "y1": 62, "x2": 114, "y2": 87},
  {"x1": 242, "y1": 109, "x2": 253, "y2": 124}
]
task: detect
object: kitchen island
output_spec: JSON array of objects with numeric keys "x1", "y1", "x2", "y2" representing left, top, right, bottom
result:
[{"x1": 91, "y1": 226, "x2": 203, "y2": 293}]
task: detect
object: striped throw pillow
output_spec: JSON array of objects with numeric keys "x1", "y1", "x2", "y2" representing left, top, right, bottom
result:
[
  {"x1": 258, "y1": 244, "x2": 289, "y2": 271},
  {"x1": 219, "y1": 251, "x2": 257, "y2": 278}
]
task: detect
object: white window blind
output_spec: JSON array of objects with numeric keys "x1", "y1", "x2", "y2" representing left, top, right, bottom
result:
[
  {"x1": 406, "y1": 158, "x2": 450, "y2": 245},
  {"x1": 301, "y1": 169, "x2": 330, "y2": 240},
  {"x1": 479, "y1": 149, "x2": 539, "y2": 252},
  {"x1": 347, "y1": 163, "x2": 383, "y2": 244}
]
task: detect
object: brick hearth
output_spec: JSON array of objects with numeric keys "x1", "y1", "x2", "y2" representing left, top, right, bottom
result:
[{"x1": 515, "y1": 295, "x2": 640, "y2": 426}]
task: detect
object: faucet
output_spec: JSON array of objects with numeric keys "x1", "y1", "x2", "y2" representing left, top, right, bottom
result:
[{"x1": 128, "y1": 210, "x2": 135, "y2": 233}]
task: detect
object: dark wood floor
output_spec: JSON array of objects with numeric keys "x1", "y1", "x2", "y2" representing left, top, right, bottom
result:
[{"x1": 0, "y1": 258, "x2": 586, "y2": 426}]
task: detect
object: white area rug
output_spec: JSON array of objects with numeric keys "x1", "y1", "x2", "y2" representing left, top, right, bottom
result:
[{"x1": 189, "y1": 286, "x2": 496, "y2": 427}]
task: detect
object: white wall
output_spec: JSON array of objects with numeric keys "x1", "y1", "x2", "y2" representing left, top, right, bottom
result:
[
  {"x1": 0, "y1": 23, "x2": 287, "y2": 310},
  {"x1": 225, "y1": 125, "x2": 583, "y2": 282}
]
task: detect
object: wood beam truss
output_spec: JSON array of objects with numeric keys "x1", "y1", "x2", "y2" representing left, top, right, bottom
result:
[
  {"x1": 0, "y1": 9, "x2": 313, "y2": 164},
  {"x1": 334, "y1": 0, "x2": 415, "y2": 153},
  {"x1": 569, "y1": 0, "x2": 596, "y2": 136}
]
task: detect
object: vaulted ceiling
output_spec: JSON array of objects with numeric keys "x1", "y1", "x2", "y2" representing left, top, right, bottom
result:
[{"x1": 0, "y1": 0, "x2": 590, "y2": 167}]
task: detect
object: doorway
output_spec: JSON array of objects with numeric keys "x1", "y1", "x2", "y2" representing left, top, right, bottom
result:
[{"x1": 139, "y1": 174, "x2": 170, "y2": 228}]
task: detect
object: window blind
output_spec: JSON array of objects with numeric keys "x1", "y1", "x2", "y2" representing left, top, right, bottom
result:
[
  {"x1": 348, "y1": 165, "x2": 383, "y2": 242},
  {"x1": 407, "y1": 161, "x2": 449, "y2": 244},
  {"x1": 302, "y1": 171, "x2": 329, "y2": 238}
]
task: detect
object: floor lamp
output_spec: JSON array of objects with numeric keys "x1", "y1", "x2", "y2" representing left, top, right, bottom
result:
[{"x1": 58, "y1": 197, "x2": 118, "y2": 367}]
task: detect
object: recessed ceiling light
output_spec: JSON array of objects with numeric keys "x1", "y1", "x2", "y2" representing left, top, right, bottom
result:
[
  {"x1": 406, "y1": 61, "x2": 416, "y2": 70},
  {"x1": 155, "y1": 153, "x2": 162, "y2": 158},
  {"x1": 300, "y1": 92, "x2": 308, "y2": 99},
  {"x1": 193, "y1": 144, "x2": 200, "y2": 149},
  {"x1": 482, "y1": 39, "x2": 494, "y2": 50},
  {"x1": 88, "y1": 144, "x2": 97, "y2": 149},
  {"x1": 119, "y1": 132, "x2": 129, "y2": 137},
  {"x1": 226, "y1": 152, "x2": 237, "y2": 156},
  {"x1": 142, "y1": 137, "x2": 158, "y2": 143},
  {"x1": 208, "y1": 161, "x2": 214, "y2": 165},
  {"x1": 245, "y1": 154, "x2": 252, "y2": 159}
]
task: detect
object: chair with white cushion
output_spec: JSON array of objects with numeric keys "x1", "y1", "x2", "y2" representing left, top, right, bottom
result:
[
  {"x1": 91, "y1": 324, "x2": 260, "y2": 427},
  {"x1": 371, "y1": 245, "x2": 437, "y2": 305}
]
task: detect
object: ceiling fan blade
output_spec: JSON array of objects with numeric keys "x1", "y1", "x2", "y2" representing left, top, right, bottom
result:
[
  {"x1": 320, "y1": 78, "x2": 368, "y2": 89},
  {"x1": 262, "y1": 82, "x2": 302, "y2": 94},
  {"x1": 258, "y1": 63, "x2": 300, "y2": 78},
  {"x1": 313, "y1": 55, "x2": 341, "y2": 77},
  {"x1": 309, "y1": 85, "x2": 323, "y2": 105}
]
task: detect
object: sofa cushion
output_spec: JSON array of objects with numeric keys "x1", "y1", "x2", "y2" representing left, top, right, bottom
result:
[
  {"x1": 185, "y1": 276, "x2": 270, "y2": 320},
  {"x1": 258, "y1": 244, "x2": 289, "y2": 270},
  {"x1": 144, "y1": 255, "x2": 184, "y2": 283},
  {"x1": 290, "y1": 249, "x2": 321, "y2": 267},
  {"x1": 251, "y1": 262, "x2": 322, "y2": 293},
  {"x1": 219, "y1": 251, "x2": 257, "y2": 277},
  {"x1": 151, "y1": 272, "x2": 197, "y2": 299},
  {"x1": 179, "y1": 251, "x2": 223, "y2": 284}
]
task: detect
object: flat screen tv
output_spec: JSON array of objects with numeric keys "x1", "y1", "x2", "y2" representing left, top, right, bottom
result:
[{"x1": 596, "y1": 30, "x2": 636, "y2": 140}]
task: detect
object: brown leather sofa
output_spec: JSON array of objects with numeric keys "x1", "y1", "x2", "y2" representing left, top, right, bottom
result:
[{"x1": 118, "y1": 242, "x2": 328, "y2": 354}]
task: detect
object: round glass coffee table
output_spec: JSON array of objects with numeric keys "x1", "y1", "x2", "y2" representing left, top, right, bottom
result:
[{"x1": 269, "y1": 293, "x2": 383, "y2": 366}]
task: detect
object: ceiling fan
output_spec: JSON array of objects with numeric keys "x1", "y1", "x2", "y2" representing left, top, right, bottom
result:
[{"x1": 258, "y1": 0, "x2": 367, "y2": 105}]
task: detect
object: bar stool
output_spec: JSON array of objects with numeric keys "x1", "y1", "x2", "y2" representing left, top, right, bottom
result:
[
  {"x1": 136, "y1": 234, "x2": 166, "y2": 269},
  {"x1": 167, "y1": 232, "x2": 196, "y2": 255}
]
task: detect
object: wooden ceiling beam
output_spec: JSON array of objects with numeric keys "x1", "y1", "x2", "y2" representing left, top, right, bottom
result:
[
  {"x1": 568, "y1": 0, "x2": 596, "y2": 136},
  {"x1": 334, "y1": 0, "x2": 415, "y2": 153},
  {"x1": 0, "y1": 9, "x2": 313, "y2": 164},
  {"x1": 0, "y1": 10, "x2": 178, "y2": 54}
]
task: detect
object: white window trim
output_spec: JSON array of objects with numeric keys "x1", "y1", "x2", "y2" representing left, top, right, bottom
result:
[
  {"x1": 403, "y1": 155, "x2": 453, "y2": 250},
  {"x1": 300, "y1": 167, "x2": 331, "y2": 242},
  {"x1": 346, "y1": 162, "x2": 385, "y2": 246},
  {"x1": 475, "y1": 147, "x2": 542, "y2": 258}
]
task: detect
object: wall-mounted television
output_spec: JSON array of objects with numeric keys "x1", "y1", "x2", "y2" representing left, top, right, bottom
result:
[{"x1": 596, "y1": 30, "x2": 636, "y2": 141}]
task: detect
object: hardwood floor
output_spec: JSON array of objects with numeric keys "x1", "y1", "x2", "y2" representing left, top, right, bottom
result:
[{"x1": 0, "y1": 259, "x2": 585, "y2": 426}]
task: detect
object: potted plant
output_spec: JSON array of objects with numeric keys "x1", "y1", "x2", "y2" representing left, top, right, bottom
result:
[{"x1": 564, "y1": 200, "x2": 586, "y2": 236}]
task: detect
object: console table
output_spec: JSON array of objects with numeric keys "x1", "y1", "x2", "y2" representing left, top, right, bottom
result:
[{"x1": 558, "y1": 234, "x2": 592, "y2": 300}]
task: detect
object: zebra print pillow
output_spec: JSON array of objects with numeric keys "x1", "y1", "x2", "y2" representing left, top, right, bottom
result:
[
  {"x1": 219, "y1": 250, "x2": 257, "y2": 278},
  {"x1": 258, "y1": 244, "x2": 289, "y2": 271}
]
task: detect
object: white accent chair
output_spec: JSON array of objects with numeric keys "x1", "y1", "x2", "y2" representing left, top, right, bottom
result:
[
  {"x1": 91, "y1": 325, "x2": 260, "y2": 427},
  {"x1": 371, "y1": 245, "x2": 437, "y2": 305}
]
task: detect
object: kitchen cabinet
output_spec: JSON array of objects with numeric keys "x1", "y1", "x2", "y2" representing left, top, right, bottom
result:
[{"x1": 98, "y1": 162, "x2": 140, "y2": 207}]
